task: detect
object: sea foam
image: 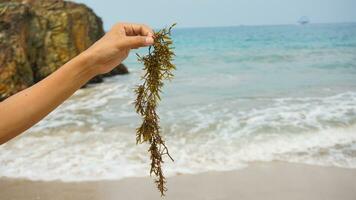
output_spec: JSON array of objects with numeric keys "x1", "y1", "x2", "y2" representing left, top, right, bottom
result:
[{"x1": 0, "y1": 91, "x2": 355, "y2": 181}]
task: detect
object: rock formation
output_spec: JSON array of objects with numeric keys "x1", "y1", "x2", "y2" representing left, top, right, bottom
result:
[{"x1": 0, "y1": 0, "x2": 128, "y2": 101}]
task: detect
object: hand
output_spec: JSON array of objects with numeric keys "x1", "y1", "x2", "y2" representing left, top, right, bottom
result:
[{"x1": 83, "y1": 23, "x2": 154, "y2": 75}]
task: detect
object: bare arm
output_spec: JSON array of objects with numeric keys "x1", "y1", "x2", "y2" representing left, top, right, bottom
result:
[{"x1": 0, "y1": 23, "x2": 154, "y2": 144}]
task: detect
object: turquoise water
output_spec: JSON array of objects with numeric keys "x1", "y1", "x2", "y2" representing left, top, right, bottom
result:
[
  {"x1": 1, "y1": 23, "x2": 356, "y2": 181},
  {"x1": 159, "y1": 23, "x2": 356, "y2": 102}
]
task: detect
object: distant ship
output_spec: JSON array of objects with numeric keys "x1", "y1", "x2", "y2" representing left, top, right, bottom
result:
[{"x1": 298, "y1": 16, "x2": 310, "y2": 25}]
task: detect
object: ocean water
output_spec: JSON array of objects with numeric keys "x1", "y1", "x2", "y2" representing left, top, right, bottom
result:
[{"x1": 1, "y1": 23, "x2": 356, "y2": 181}]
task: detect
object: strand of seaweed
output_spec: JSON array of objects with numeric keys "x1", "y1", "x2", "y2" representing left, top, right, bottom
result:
[{"x1": 134, "y1": 23, "x2": 176, "y2": 196}]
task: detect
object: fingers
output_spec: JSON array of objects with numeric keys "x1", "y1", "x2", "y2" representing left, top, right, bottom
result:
[
  {"x1": 122, "y1": 36, "x2": 154, "y2": 49},
  {"x1": 111, "y1": 23, "x2": 155, "y2": 49},
  {"x1": 122, "y1": 23, "x2": 154, "y2": 37}
]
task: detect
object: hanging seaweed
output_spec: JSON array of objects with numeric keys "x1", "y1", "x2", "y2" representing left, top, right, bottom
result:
[{"x1": 134, "y1": 23, "x2": 176, "y2": 196}]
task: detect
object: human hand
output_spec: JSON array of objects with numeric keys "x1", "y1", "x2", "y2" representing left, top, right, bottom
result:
[{"x1": 82, "y1": 23, "x2": 154, "y2": 75}]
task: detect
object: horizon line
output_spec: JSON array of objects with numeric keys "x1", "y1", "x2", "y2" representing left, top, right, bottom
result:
[{"x1": 153, "y1": 21, "x2": 356, "y2": 30}]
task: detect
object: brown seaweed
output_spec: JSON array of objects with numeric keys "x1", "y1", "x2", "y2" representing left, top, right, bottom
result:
[{"x1": 134, "y1": 23, "x2": 176, "y2": 196}]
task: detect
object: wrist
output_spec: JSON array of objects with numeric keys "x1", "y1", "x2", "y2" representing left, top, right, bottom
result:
[{"x1": 72, "y1": 51, "x2": 100, "y2": 79}]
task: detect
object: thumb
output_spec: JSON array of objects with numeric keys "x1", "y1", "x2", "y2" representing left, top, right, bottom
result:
[{"x1": 122, "y1": 36, "x2": 154, "y2": 49}]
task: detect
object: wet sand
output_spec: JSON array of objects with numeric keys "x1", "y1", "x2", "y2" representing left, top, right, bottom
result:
[{"x1": 1, "y1": 162, "x2": 355, "y2": 200}]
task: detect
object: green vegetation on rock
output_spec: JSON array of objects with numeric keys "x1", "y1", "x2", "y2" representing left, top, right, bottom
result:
[{"x1": 0, "y1": 0, "x2": 128, "y2": 101}]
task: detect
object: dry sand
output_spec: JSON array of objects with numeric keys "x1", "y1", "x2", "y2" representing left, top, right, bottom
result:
[{"x1": 1, "y1": 162, "x2": 355, "y2": 200}]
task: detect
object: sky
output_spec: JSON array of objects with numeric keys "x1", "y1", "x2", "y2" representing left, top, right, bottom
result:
[{"x1": 73, "y1": 0, "x2": 356, "y2": 29}]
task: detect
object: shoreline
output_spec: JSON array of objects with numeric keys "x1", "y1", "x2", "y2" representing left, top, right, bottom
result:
[{"x1": 1, "y1": 162, "x2": 355, "y2": 200}]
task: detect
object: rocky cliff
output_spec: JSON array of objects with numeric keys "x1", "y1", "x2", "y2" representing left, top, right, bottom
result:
[{"x1": 0, "y1": 0, "x2": 128, "y2": 101}]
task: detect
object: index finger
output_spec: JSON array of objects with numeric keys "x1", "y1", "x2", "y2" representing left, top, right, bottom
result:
[{"x1": 123, "y1": 23, "x2": 154, "y2": 37}]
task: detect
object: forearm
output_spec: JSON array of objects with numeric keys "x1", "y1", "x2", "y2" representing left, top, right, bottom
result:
[
  {"x1": 0, "y1": 22, "x2": 154, "y2": 145},
  {"x1": 0, "y1": 52, "x2": 96, "y2": 144}
]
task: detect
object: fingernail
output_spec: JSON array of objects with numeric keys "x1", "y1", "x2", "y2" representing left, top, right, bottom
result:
[
  {"x1": 148, "y1": 32, "x2": 153, "y2": 37},
  {"x1": 145, "y1": 37, "x2": 154, "y2": 45}
]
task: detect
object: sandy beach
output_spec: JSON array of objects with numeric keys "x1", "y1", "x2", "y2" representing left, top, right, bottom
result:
[{"x1": 0, "y1": 162, "x2": 355, "y2": 200}]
